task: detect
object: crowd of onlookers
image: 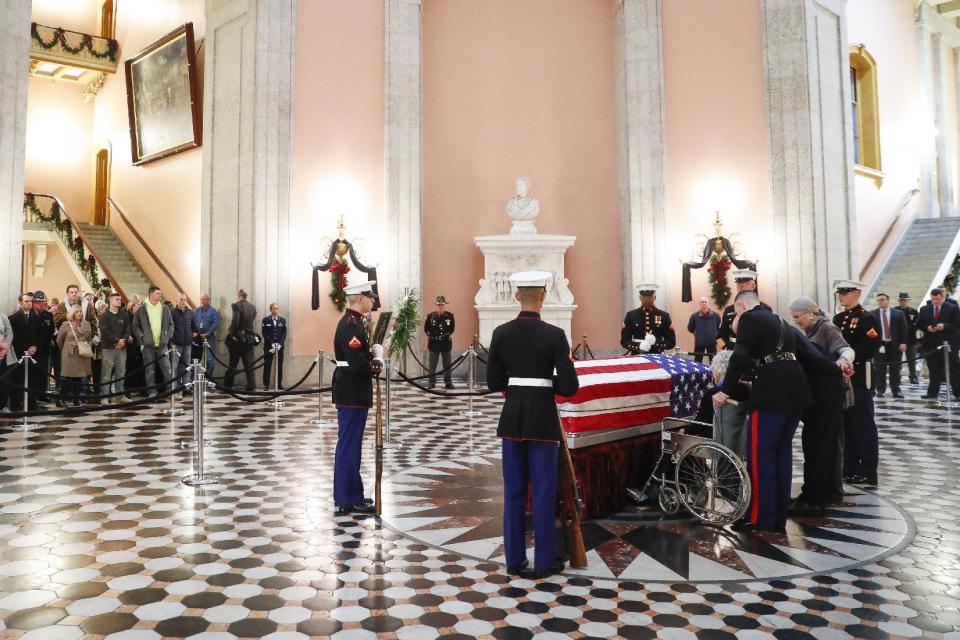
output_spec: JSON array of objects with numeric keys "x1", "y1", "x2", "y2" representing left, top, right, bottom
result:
[{"x1": 0, "y1": 284, "x2": 289, "y2": 412}]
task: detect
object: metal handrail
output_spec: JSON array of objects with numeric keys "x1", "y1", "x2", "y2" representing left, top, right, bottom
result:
[
  {"x1": 24, "y1": 192, "x2": 128, "y2": 302},
  {"x1": 106, "y1": 196, "x2": 194, "y2": 307}
]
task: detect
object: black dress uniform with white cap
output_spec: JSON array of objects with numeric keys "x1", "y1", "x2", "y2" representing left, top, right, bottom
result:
[
  {"x1": 487, "y1": 270, "x2": 579, "y2": 579},
  {"x1": 719, "y1": 269, "x2": 769, "y2": 349},
  {"x1": 620, "y1": 284, "x2": 676, "y2": 354},
  {"x1": 332, "y1": 280, "x2": 384, "y2": 515},
  {"x1": 832, "y1": 279, "x2": 880, "y2": 486}
]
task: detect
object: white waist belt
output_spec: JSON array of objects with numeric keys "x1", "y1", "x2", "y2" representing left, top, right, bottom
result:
[
  {"x1": 508, "y1": 377, "x2": 553, "y2": 387},
  {"x1": 335, "y1": 361, "x2": 349, "y2": 367},
  {"x1": 631, "y1": 338, "x2": 643, "y2": 343}
]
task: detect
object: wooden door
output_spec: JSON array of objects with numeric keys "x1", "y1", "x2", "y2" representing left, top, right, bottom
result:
[{"x1": 94, "y1": 148, "x2": 109, "y2": 226}]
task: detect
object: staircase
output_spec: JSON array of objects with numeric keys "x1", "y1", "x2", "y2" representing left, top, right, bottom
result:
[
  {"x1": 76, "y1": 223, "x2": 153, "y2": 300},
  {"x1": 867, "y1": 217, "x2": 960, "y2": 304}
]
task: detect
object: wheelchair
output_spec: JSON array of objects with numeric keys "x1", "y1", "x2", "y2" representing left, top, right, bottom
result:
[{"x1": 640, "y1": 417, "x2": 751, "y2": 526}]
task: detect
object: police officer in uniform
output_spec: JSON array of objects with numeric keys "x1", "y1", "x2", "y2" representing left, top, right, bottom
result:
[
  {"x1": 424, "y1": 295, "x2": 455, "y2": 389},
  {"x1": 487, "y1": 271, "x2": 579, "y2": 579},
  {"x1": 833, "y1": 280, "x2": 881, "y2": 486},
  {"x1": 719, "y1": 269, "x2": 768, "y2": 350},
  {"x1": 713, "y1": 290, "x2": 810, "y2": 532},
  {"x1": 332, "y1": 281, "x2": 384, "y2": 516},
  {"x1": 261, "y1": 303, "x2": 287, "y2": 390},
  {"x1": 897, "y1": 292, "x2": 920, "y2": 384},
  {"x1": 620, "y1": 284, "x2": 676, "y2": 354},
  {"x1": 31, "y1": 291, "x2": 55, "y2": 402}
]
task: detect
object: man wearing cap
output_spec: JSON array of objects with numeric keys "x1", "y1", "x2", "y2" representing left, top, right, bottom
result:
[
  {"x1": 918, "y1": 287, "x2": 960, "y2": 401},
  {"x1": 31, "y1": 291, "x2": 55, "y2": 402},
  {"x1": 713, "y1": 290, "x2": 809, "y2": 532},
  {"x1": 897, "y1": 293, "x2": 920, "y2": 384},
  {"x1": 719, "y1": 269, "x2": 768, "y2": 350},
  {"x1": 424, "y1": 295, "x2": 455, "y2": 389},
  {"x1": 487, "y1": 271, "x2": 579, "y2": 579},
  {"x1": 834, "y1": 280, "x2": 881, "y2": 486},
  {"x1": 620, "y1": 285, "x2": 676, "y2": 354},
  {"x1": 332, "y1": 280, "x2": 384, "y2": 516}
]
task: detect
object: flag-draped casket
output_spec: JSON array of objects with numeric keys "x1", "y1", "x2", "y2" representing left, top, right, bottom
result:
[
  {"x1": 555, "y1": 354, "x2": 713, "y2": 518},
  {"x1": 557, "y1": 355, "x2": 712, "y2": 434}
]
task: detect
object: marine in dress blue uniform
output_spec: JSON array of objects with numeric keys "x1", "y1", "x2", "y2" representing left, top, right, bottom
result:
[
  {"x1": 719, "y1": 270, "x2": 772, "y2": 350},
  {"x1": 620, "y1": 284, "x2": 676, "y2": 354},
  {"x1": 715, "y1": 290, "x2": 810, "y2": 532},
  {"x1": 487, "y1": 271, "x2": 579, "y2": 578},
  {"x1": 833, "y1": 279, "x2": 881, "y2": 486},
  {"x1": 261, "y1": 304, "x2": 288, "y2": 389},
  {"x1": 332, "y1": 281, "x2": 384, "y2": 515}
]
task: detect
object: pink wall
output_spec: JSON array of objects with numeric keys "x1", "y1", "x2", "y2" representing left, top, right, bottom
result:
[
  {"x1": 24, "y1": 77, "x2": 94, "y2": 220},
  {"x1": 422, "y1": 0, "x2": 622, "y2": 348},
  {"x1": 661, "y1": 0, "x2": 771, "y2": 350},
  {"x1": 848, "y1": 0, "x2": 926, "y2": 286},
  {"x1": 289, "y1": 0, "x2": 385, "y2": 355},
  {"x1": 23, "y1": 243, "x2": 80, "y2": 302},
  {"x1": 91, "y1": 0, "x2": 205, "y2": 300}
]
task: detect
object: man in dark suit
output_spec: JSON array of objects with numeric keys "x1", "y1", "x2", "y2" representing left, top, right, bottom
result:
[
  {"x1": 871, "y1": 293, "x2": 909, "y2": 399},
  {"x1": 897, "y1": 292, "x2": 920, "y2": 384},
  {"x1": 225, "y1": 289, "x2": 258, "y2": 391},
  {"x1": 8, "y1": 292, "x2": 44, "y2": 411},
  {"x1": 834, "y1": 280, "x2": 881, "y2": 486},
  {"x1": 487, "y1": 271, "x2": 579, "y2": 578},
  {"x1": 919, "y1": 287, "x2": 960, "y2": 400},
  {"x1": 713, "y1": 290, "x2": 809, "y2": 532}
]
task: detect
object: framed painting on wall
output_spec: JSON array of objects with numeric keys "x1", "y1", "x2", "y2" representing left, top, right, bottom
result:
[{"x1": 124, "y1": 22, "x2": 201, "y2": 165}]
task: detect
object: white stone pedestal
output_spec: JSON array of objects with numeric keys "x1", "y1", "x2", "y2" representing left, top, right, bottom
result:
[{"x1": 474, "y1": 234, "x2": 577, "y2": 346}]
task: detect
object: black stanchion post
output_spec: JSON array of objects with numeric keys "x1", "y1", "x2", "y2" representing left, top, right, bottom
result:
[
  {"x1": 14, "y1": 355, "x2": 35, "y2": 431},
  {"x1": 307, "y1": 350, "x2": 329, "y2": 425},
  {"x1": 269, "y1": 343, "x2": 284, "y2": 409},
  {"x1": 182, "y1": 359, "x2": 219, "y2": 487}
]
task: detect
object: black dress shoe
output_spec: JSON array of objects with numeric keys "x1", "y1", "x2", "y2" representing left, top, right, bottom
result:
[
  {"x1": 363, "y1": 497, "x2": 374, "y2": 507},
  {"x1": 910, "y1": 378, "x2": 919, "y2": 384},
  {"x1": 921, "y1": 394, "x2": 938, "y2": 400},
  {"x1": 521, "y1": 559, "x2": 565, "y2": 580},
  {"x1": 893, "y1": 393, "x2": 905, "y2": 399},
  {"x1": 506, "y1": 560, "x2": 529, "y2": 576},
  {"x1": 335, "y1": 503, "x2": 376, "y2": 516},
  {"x1": 789, "y1": 501, "x2": 824, "y2": 517},
  {"x1": 445, "y1": 383, "x2": 455, "y2": 389},
  {"x1": 856, "y1": 476, "x2": 878, "y2": 487}
]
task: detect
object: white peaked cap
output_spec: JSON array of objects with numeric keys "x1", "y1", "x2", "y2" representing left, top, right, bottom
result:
[
  {"x1": 343, "y1": 280, "x2": 377, "y2": 295},
  {"x1": 636, "y1": 284, "x2": 660, "y2": 294},
  {"x1": 509, "y1": 271, "x2": 553, "y2": 288},
  {"x1": 833, "y1": 279, "x2": 865, "y2": 292}
]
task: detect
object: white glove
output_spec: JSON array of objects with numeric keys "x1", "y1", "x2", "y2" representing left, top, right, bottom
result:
[
  {"x1": 371, "y1": 344, "x2": 384, "y2": 359},
  {"x1": 639, "y1": 341, "x2": 651, "y2": 353},
  {"x1": 644, "y1": 334, "x2": 657, "y2": 346}
]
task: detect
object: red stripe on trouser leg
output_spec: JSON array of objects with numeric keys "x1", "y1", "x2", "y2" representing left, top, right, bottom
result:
[{"x1": 750, "y1": 409, "x2": 760, "y2": 525}]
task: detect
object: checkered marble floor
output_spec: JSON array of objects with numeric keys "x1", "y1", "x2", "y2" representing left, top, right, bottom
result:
[{"x1": 0, "y1": 382, "x2": 957, "y2": 639}]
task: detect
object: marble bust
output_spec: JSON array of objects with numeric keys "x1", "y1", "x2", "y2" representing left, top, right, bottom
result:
[{"x1": 506, "y1": 176, "x2": 540, "y2": 234}]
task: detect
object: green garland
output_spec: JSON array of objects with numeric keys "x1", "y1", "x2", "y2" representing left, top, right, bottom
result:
[
  {"x1": 943, "y1": 253, "x2": 960, "y2": 295},
  {"x1": 31, "y1": 23, "x2": 118, "y2": 62},
  {"x1": 388, "y1": 291, "x2": 420, "y2": 357},
  {"x1": 24, "y1": 194, "x2": 101, "y2": 287},
  {"x1": 707, "y1": 254, "x2": 732, "y2": 309}
]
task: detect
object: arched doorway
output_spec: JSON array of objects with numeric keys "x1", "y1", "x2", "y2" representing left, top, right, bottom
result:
[{"x1": 94, "y1": 147, "x2": 110, "y2": 226}]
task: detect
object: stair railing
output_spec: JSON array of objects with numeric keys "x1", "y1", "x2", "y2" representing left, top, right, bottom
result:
[
  {"x1": 23, "y1": 192, "x2": 128, "y2": 302},
  {"x1": 859, "y1": 186, "x2": 921, "y2": 284},
  {"x1": 106, "y1": 196, "x2": 194, "y2": 307}
]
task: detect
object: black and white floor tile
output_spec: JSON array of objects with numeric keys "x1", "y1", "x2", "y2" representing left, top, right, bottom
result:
[{"x1": 0, "y1": 381, "x2": 957, "y2": 639}]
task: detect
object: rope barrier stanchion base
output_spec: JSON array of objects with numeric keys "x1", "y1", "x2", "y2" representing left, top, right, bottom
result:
[
  {"x1": 181, "y1": 474, "x2": 220, "y2": 487},
  {"x1": 460, "y1": 408, "x2": 483, "y2": 418},
  {"x1": 179, "y1": 439, "x2": 214, "y2": 450}
]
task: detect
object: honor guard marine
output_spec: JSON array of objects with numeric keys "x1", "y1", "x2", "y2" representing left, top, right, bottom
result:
[
  {"x1": 620, "y1": 284, "x2": 676, "y2": 354},
  {"x1": 487, "y1": 271, "x2": 579, "y2": 579},
  {"x1": 332, "y1": 280, "x2": 384, "y2": 515},
  {"x1": 719, "y1": 269, "x2": 769, "y2": 349},
  {"x1": 833, "y1": 279, "x2": 881, "y2": 486}
]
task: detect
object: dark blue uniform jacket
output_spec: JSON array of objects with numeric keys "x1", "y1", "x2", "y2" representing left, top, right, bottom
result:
[{"x1": 333, "y1": 309, "x2": 376, "y2": 408}]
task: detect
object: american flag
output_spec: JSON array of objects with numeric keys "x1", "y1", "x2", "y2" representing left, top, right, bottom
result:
[{"x1": 557, "y1": 355, "x2": 712, "y2": 434}]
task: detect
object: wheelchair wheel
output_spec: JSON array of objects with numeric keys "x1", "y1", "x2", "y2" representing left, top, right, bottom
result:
[
  {"x1": 658, "y1": 485, "x2": 681, "y2": 515},
  {"x1": 675, "y1": 442, "x2": 750, "y2": 525}
]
